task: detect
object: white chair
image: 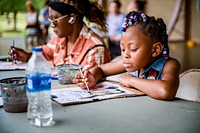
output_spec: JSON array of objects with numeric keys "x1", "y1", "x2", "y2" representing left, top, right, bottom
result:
[{"x1": 176, "y1": 69, "x2": 200, "y2": 102}]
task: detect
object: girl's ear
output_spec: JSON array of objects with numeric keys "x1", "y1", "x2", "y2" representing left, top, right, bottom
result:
[{"x1": 152, "y1": 42, "x2": 163, "y2": 57}]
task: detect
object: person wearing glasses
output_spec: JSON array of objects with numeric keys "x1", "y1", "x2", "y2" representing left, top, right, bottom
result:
[{"x1": 9, "y1": 0, "x2": 111, "y2": 68}]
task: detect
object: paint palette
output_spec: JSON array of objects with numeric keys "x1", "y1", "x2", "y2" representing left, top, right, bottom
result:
[{"x1": 56, "y1": 64, "x2": 83, "y2": 84}]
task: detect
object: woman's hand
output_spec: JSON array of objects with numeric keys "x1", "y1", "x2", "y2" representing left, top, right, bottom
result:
[
  {"x1": 73, "y1": 69, "x2": 96, "y2": 89},
  {"x1": 8, "y1": 47, "x2": 31, "y2": 62}
]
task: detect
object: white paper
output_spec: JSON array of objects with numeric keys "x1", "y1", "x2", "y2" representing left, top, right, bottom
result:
[
  {"x1": 0, "y1": 61, "x2": 27, "y2": 70},
  {"x1": 51, "y1": 81, "x2": 135, "y2": 105},
  {"x1": 0, "y1": 97, "x2": 3, "y2": 107}
]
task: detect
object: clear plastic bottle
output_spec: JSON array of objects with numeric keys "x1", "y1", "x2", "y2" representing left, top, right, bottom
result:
[{"x1": 26, "y1": 47, "x2": 53, "y2": 127}]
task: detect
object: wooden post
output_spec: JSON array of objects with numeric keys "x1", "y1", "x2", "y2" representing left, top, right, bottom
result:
[{"x1": 184, "y1": 0, "x2": 191, "y2": 42}]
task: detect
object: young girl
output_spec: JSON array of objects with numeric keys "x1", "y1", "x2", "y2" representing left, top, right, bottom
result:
[{"x1": 74, "y1": 11, "x2": 181, "y2": 101}]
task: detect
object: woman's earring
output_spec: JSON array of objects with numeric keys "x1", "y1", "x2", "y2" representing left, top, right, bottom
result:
[{"x1": 68, "y1": 17, "x2": 75, "y2": 24}]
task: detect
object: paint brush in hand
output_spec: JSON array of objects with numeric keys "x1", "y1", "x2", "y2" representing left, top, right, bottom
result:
[
  {"x1": 78, "y1": 68, "x2": 91, "y2": 94},
  {"x1": 11, "y1": 40, "x2": 15, "y2": 65}
]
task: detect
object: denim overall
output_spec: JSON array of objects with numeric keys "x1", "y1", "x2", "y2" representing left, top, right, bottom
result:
[{"x1": 127, "y1": 57, "x2": 166, "y2": 80}]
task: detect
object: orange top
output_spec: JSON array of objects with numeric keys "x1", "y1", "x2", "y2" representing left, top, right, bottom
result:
[{"x1": 42, "y1": 25, "x2": 110, "y2": 68}]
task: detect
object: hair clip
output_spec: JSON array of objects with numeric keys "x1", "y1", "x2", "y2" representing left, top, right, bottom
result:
[
  {"x1": 121, "y1": 18, "x2": 128, "y2": 32},
  {"x1": 121, "y1": 23, "x2": 127, "y2": 32},
  {"x1": 141, "y1": 13, "x2": 147, "y2": 22},
  {"x1": 128, "y1": 18, "x2": 133, "y2": 25},
  {"x1": 133, "y1": 14, "x2": 138, "y2": 21},
  {"x1": 162, "y1": 48, "x2": 169, "y2": 60},
  {"x1": 130, "y1": 15, "x2": 134, "y2": 20},
  {"x1": 163, "y1": 50, "x2": 167, "y2": 55}
]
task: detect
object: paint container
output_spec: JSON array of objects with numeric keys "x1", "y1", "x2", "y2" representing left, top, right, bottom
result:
[
  {"x1": 56, "y1": 64, "x2": 83, "y2": 85},
  {"x1": 0, "y1": 77, "x2": 28, "y2": 113}
]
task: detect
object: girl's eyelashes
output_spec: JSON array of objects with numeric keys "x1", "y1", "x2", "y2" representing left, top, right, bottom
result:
[
  {"x1": 121, "y1": 48, "x2": 137, "y2": 53},
  {"x1": 120, "y1": 43, "x2": 138, "y2": 53},
  {"x1": 121, "y1": 49, "x2": 125, "y2": 52},
  {"x1": 131, "y1": 48, "x2": 138, "y2": 52}
]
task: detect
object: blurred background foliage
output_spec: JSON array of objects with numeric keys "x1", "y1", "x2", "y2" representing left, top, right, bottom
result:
[
  {"x1": 0, "y1": 0, "x2": 100, "y2": 37},
  {"x1": 0, "y1": 0, "x2": 47, "y2": 37},
  {"x1": 0, "y1": 0, "x2": 46, "y2": 13}
]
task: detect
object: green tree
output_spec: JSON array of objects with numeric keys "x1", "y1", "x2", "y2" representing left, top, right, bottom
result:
[
  {"x1": 0, "y1": 0, "x2": 45, "y2": 31},
  {"x1": 0, "y1": 0, "x2": 27, "y2": 31}
]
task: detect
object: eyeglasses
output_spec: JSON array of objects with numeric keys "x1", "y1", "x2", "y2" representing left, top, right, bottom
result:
[{"x1": 48, "y1": 14, "x2": 68, "y2": 25}]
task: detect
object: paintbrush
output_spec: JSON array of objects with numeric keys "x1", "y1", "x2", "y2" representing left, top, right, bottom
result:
[
  {"x1": 11, "y1": 40, "x2": 15, "y2": 65},
  {"x1": 78, "y1": 67, "x2": 91, "y2": 94}
]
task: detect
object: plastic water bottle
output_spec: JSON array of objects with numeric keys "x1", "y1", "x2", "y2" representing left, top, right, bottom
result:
[{"x1": 26, "y1": 47, "x2": 53, "y2": 127}]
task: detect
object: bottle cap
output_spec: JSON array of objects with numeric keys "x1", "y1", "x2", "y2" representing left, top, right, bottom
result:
[{"x1": 32, "y1": 47, "x2": 42, "y2": 52}]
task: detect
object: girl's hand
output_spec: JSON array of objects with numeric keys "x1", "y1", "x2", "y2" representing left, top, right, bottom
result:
[
  {"x1": 120, "y1": 73, "x2": 133, "y2": 88},
  {"x1": 8, "y1": 47, "x2": 30, "y2": 62},
  {"x1": 73, "y1": 69, "x2": 96, "y2": 89}
]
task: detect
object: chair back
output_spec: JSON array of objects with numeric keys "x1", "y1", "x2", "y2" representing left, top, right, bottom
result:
[{"x1": 176, "y1": 69, "x2": 200, "y2": 102}]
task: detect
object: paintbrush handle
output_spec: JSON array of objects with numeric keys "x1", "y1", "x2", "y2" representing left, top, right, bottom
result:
[
  {"x1": 79, "y1": 68, "x2": 91, "y2": 93},
  {"x1": 12, "y1": 40, "x2": 15, "y2": 65}
]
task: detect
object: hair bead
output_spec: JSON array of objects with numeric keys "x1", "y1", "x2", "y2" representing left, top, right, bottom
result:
[{"x1": 141, "y1": 13, "x2": 147, "y2": 22}]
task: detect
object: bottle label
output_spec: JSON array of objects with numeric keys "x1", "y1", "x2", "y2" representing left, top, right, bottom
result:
[{"x1": 26, "y1": 74, "x2": 51, "y2": 92}]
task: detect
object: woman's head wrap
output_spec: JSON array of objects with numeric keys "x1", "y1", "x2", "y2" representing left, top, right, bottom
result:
[{"x1": 50, "y1": 0, "x2": 107, "y2": 31}]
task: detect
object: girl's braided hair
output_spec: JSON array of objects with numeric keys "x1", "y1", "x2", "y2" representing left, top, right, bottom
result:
[
  {"x1": 49, "y1": 0, "x2": 107, "y2": 32},
  {"x1": 122, "y1": 11, "x2": 169, "y2": 61}
]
